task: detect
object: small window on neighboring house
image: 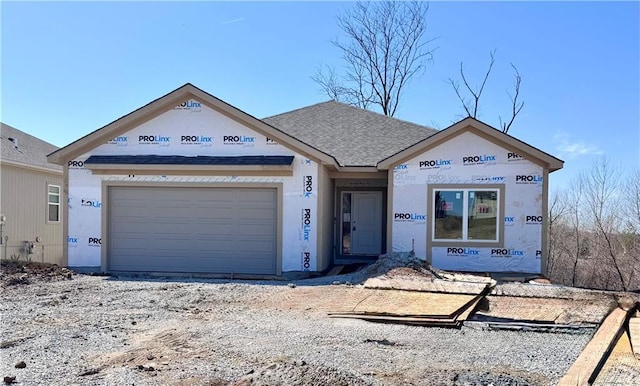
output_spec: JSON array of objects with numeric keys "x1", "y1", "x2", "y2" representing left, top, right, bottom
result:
[
  {"x1": 432, "y1": 187, "x2": 501, "y2": 243},
  {"x1": 48, "y1": 184, "x2": 60, "y2": 222}
]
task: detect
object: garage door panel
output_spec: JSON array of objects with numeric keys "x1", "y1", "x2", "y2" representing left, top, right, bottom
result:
[
  {"x1": 154, "y1": 239, "x2": 193, "y2": 250},
  {"x1": 110, "y1": 206, "x2": 153, "y2": 217},
  {"x1": 237, "y1": 247, "x2": 276, "y2": 258},
  {"x1": 111, "y1": 237, "x2": 148, "y2": 248},
  {"x1": 153, "y1": 223, "x2": 191, "y2": 235},
  {"x1": 194, "y1": 211, "x2": 235, "y2": 220},
  {"x1": 150, "y1": 207, "x2": 193, "y2": 218},
  {"x1": 239, "y1": 208, "x2": 276, "y2": 220},
  {"x1": 109, "y1": 187, "x2": 277, "y2": 274},
  {"x1": 195, "y1": 240, "x2": 235, "y2": 251},
  {"x1": 234, "y1": 259, "x2": 275, "y2": 274},
  {"x1": 195, "y1": 235, "x2": 234, "y2": 244}
]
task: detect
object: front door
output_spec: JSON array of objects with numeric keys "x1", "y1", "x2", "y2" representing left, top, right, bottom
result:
[{"x1": 341, "y1": 191, "x2": 383, "y2": 255}]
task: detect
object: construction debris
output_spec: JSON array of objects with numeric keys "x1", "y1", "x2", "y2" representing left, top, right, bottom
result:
[
  {"x1": 491, "y1": 282, "x2": 618, "y2": 301},
  {"x1": 630, "y1": 314, "x2": 640, "y2": 359},
  {"x1": 326, "y1": 261, "x2": 494, "y2": 327},
  {"x1": 328, "y1": 289, "x2": 484, "y2": 327},
  {"x1": 467, "y1": 296, "x2": 615, "y2": 330},
  {"x1": 323, "y1": 258, "x2": 639, "y2": 385},
  {"x1": 592, "y1": 321, "x2": 640, "y2": 386},
  {"x1": 557, "y1": 307, "x2": 631, "y2": 386}
]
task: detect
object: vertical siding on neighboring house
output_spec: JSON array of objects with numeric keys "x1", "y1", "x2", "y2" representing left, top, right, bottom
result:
[
  {"x1": 0, "y1": 164, "x2": 64, "y2": 264},
  {"x1": 316, "y1": 166, "x2": 335, "y2": 272}
]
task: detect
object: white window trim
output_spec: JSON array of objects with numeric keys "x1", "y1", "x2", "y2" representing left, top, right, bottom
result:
[{"x1": 47, "y1": 184, "x2": 61, "y2": 223}]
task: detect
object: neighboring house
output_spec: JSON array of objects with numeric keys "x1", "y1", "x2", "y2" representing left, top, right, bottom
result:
[
  {"x1": 47, "y1": 84, "x2": 563, "y2": 276},
  {"x1": 1, "y1": 122, "x2": 64, "y2": 265}
]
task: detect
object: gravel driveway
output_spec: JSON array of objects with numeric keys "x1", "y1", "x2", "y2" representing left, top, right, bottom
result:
[{"x1": 1, "y1": 272, "x2": 592, "y2": 386}]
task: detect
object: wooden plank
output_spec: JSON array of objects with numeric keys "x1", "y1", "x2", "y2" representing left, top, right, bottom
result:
[
  {"x1": 476, "y1": 296, "x2": 612, "y2": 325},
  {"x1": 351, "y1": 290, "x2": 476, "y2": 318},
  {"x1": 592, "y1": 328, "x2": 640, "y2": 385},
  {"x1": 630, "y1": 317, "x2": 640, "y2": 359},
  {"x1": 328, "y1": 313, "x2": 459, "y2": 327},
  {"x1": 328, "y1": 311, "x2": 452, "y2": 320},
  {"x1": 557, "y1": 307, "x2": 630, "y2": 386},
  {"x1": 456, "y1": 294, "x2": 484, "y2": 322}
]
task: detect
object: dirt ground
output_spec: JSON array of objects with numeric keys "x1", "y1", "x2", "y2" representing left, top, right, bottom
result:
[
  {"x1": 0, "y1": 261, "x2": 604, "y2": 385},
  {"x1": 0, "y1": 260, "x2": 76, "y2": 286}
]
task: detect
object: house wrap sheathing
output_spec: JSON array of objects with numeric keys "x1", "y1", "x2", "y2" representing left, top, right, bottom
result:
[
  {"x1": 48, "y1": 84, "x2": 563, "y2": 276},
  {"x1": 64, "y1": 100, "x2": 318, "y2": 274},
  {"x1": 390, "y1": 131, "x2": 545, "y2": 273}
]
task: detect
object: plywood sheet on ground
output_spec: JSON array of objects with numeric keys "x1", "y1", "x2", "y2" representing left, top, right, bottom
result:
[
  {"x1": 329, "y1": 313, "x2": 460, "y2": 327},
  {"x1": 350, "y1": 290, "x2": 477, "y2": 318},
  {"x1": 630, "y1": 317, "x2": 640, "y2": 359},
  {"x1": 592, "y1": 328, "x2": 640, "y2": 386},
  {"x1": 456, "y1": 295, "x2": 484, "y2": 322},
  {"x1": 477, "y1": 296, "x2": 614, "y2": 325},
  {"x1": 256, "y1": 286, "x2": 374, "y2": 315},
  {"x1": 558, "y1": 308, "x2": 629, "y2": 386},
  {"x1": 363, "y1": 277, "x2": 489, "y2": 295},
  {"x1": 258, "y1": 286, "x2": 475, "y2": 319},
  {"x1": 492, "y1": 283, "x2": 618, "y2": 301}
]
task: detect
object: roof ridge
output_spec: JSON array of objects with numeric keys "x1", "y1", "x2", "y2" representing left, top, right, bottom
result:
[
  {"x1": 262, "y1": 100, "x2": 337, "y2": 120},
  {"x1": 264, "y1": 100, "x2": 437, "y2": 132},
  {"x1": 337, "y1": 103, "x2": 437, "y2": 131}
]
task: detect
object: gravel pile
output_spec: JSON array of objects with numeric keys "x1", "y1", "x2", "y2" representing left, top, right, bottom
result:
[
  {"x1": 300, "y1": 253, "x2": 430, "y2": 286},
  {"x1": 0, "y1": 269, "x2": 592, "y2": 385}
]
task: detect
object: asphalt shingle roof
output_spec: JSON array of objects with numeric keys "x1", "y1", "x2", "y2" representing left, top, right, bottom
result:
[
  {"x1": 0, "y1": 122, "x2": 61, "y2": 172},
  {"x1": 263, "y1": 101, "x2": 438, "y2": 167},
  {"x1": 84, "y1": 155, "x2": 295, "y2": 166}
]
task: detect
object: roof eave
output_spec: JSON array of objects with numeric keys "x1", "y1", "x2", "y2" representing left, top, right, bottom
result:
[
  {"x1": 0, "y1": 159, "x2": 63, "y2": 175},
  {"x1": 85, "y1": 163, "x2": 293, "y2": 172}
]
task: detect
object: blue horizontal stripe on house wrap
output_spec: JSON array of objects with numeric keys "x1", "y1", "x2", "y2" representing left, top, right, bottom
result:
[{"x1": 84, "y1": 155, "x2": 295, "y2": 166}]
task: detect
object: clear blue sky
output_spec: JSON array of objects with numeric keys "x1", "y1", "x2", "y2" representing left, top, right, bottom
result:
[{"x1": 2, "y1": 1, "x2": 638, "y2": 189}]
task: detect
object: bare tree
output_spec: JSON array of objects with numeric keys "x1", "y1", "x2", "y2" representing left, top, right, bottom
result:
[
  {"x1": 548, "y1": 159, "x2": 640, "y2": 291},
  {"x1": 623, "y1": 170, "x2": 640, "y2": 232},
  {"x1": 498, "y1": 64, "x2": 523, "y2": 134},
  {"x1": 312, "y1": 1, "x2": 435, "y2": 116},
  {"x1": 582, "y1": 158, "x2": 627, "y2": 291},
  {"x1": 547, "y1": 189, "x2": 569, "y2": 276},
  {"x1": 568, "y1": 175, "x2": 586, "y2": 287},
  {"x1": 449, "y1": 50, "x2": 495, "y2": 119},
  {"x1": 448, "y1": 51, "x2": 524, "y2": 133}
]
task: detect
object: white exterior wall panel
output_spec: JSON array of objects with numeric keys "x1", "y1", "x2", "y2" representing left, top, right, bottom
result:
[
  {"x1": 392, "y1": 131, "x2": 544, "y2": 273},
  {"x1": 66, "y1": 100, "x2": 318, "y2": 273}
]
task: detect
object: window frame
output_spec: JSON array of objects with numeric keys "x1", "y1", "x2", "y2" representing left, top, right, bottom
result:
[
  {"x1": 47, "y1": 183, "x2": 61, "y2": 223},
  {"x1": 427, "y1": 184, "x2": 505, "y2": 248}
]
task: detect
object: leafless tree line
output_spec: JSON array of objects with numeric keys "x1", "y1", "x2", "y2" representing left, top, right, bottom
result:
[{"x1": 547, "y1": 158, "x2": 640, "y2": 292}]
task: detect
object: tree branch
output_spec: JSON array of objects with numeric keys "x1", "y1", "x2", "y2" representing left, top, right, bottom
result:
[
  {"x1": 313, "y1": 1, "x2": 432, "y2": 116},
  {"x1": 500, "y1": 63, "x2": 524, "y2": 133}
]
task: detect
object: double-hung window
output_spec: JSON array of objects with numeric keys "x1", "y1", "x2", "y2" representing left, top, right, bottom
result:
[
  {"x1": 47, "y1": 184, "x2": 61, "y2": 223},
  {"x1": 431, "y1": 185, "x2": 503, "y2": 245}
]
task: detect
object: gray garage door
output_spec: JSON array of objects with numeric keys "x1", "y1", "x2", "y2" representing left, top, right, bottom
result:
[{"x1": 108, "y1": 186, "x2": 277, "y2": 274}]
